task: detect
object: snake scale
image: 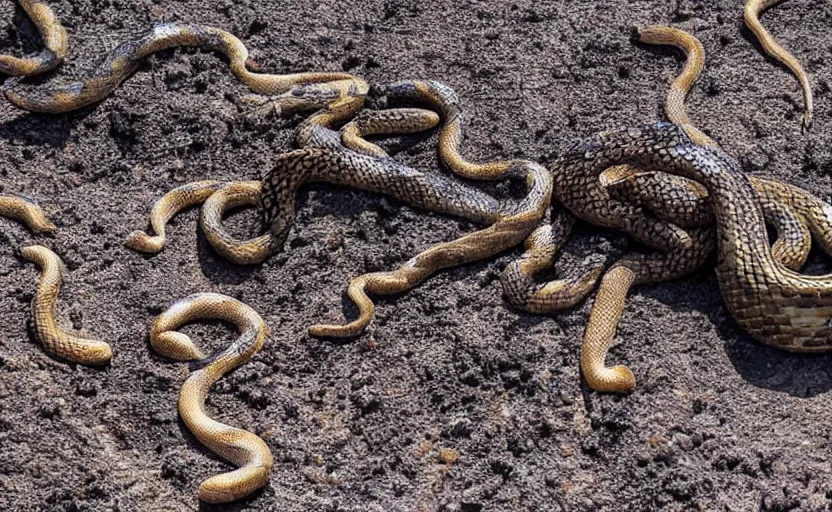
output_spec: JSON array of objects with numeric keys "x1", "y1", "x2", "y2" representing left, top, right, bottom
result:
[
  {"x1": 260, "y1": 80, "x2": 551, "y2": 337},
  {"x1": 576, "y1": 122, "x2": 832, "y2": 350},
  {"x1": 21, "y1": 245, "x2": 113, "y2": 365}
]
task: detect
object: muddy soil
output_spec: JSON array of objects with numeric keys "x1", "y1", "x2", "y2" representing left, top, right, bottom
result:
[{"x1": 0, "y1": 0, "x2": 830, "y2": 511}]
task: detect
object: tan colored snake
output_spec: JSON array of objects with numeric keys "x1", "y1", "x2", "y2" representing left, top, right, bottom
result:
[
  {"x1": 0, "y1": 193, "x2": 56, "y2": 234},
  {"x1": 20, "y1": 245, "x2": 112, "y2": 365},
  {"x1": 5, "y1": 21, "x2": 367, "y2": 119},
  {"x1": 510, "y1": 26, "x2": 832, "y2": 392},
  {"x1": 127, "y1": 109, "x2": 440, "y2": 265},
  {"x1": 576, "y1": 122, "x2": 832, "y2": 349},
  {"x1": 744, "y1": 0, "x2": 813, "y2": 131},
  {"x1": 125, "y1": 181, "x2": 223, "y2": 254},
  {"x1": 0, "y1": 0, "x2": 67, "y2": 76},
  {"x1": 150, "y1": 293, "x2": 272, "y2": 503},
  {"x1": 129, "y1": 84, "x2": 540, "y2": 340}
]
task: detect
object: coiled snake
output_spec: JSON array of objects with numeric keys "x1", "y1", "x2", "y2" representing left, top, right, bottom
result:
[
  {"x1": 504, "y1": 26, "x2": 832, "y2": 393},
  {"x1": 576, "y1": 122, "x2": 832, "y2": 349},
  {"x1": 150, "y1": 293, "x2": 272, "y2": 504},
  {"x1": 577, "y1": 27, "x2": 832, "y2": 392}
]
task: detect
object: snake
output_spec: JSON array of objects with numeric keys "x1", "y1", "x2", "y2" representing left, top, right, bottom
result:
[
  {"x1": 578, "y1": 27, "x2": 832, "y2": 392},
  {"x1": 20, "y1": 245, "x2": 112, "y2": 365},
  {"x1": 196, "y1": 108, "x2": 441, "y2": 264},
  {"x1": 4, "y1": 20, "x2": 368, "y2": 125},
  {"x1": 150, "y1": 293, "x2": 272, "y2": 504},
  {"x1": 199, "y1": 181, "x2": 271, "y2": 264},
  {"x1": 125, "y1": 180, "x2": 223, "y2": 254},
  {"x1": 0, "y1": 0, "x2": 67, "y2": 76},
  {"x1": 129, "y1": 80, "x2": 544, "y2": 340},
  {"x1": 0, "y1": 193, "x2": 56, "y2": 233},
  {"x1": 501, "y1": 26, "x2": 832, "y2": 392},
  {"x1": 578, "y1": 26, "x2": 822, "y2": 392},
  {"x1": 260, "y1": 80, "x2": 552, "y2": 338},
  {"x1": 744, "y1": 0, "x2": 813, "y2": 131}
]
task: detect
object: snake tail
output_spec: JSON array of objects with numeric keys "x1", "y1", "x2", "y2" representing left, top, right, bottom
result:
[
  {"x1": 125, "y1": 180, "x2": 222, "y2": 254},
  {"x1": 744, "y1": 0, "x2": 813, "y2": 131},
  {"x1": 634, "y1": 25, "x2": 714, "y2": 147}
]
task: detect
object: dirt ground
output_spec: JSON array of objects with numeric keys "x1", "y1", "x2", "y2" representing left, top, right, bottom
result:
[{"x1": 0, "y1": 0, "x2": 830, "y2": 510}]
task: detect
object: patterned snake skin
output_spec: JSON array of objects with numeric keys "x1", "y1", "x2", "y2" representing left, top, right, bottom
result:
[
  {"x1": 567, "y1": 122, "x2": 832, "y2": 351},
  {"x1": 20, "y1": 246, "x2": 112, "y2": 365}
]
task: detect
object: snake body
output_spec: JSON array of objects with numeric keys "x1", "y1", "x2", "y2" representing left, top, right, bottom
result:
[
  {"x1": 199, "y1": 108, "x2": 441, "y2": 265},
  {"x1": 340, "y1": 107, "x2": 440, "y2": 158},
  {"x1": 129, "y1": 107, "x2": 441, "y2": 264},
  {"x1": 500, "y1": 211, "x2": 604, "y2": 314},
  {"x1": 744, "y1": 0, "x2": 813, "y2": 130},
  {"x1": 570, "y1": 122, "x2": 832, "y2": 350},
  {"x1": 20, "y1": 245, "x2": 112, "y2": 365},
  {"x1": 510, "y1": 31, "x2": 722, "y2": 327},
  {"x1": 150, "y1": 293, "x2": 272, "y2": 503},
  {"x1": 125, "y1": 181, "x2": 222, "y2": 253},
  {"x1": 0, "y1": 0, "x2": 67, "y2": 76},
  {"x1": 199, "y1": 181, "x2": 271, "y2": 265}
]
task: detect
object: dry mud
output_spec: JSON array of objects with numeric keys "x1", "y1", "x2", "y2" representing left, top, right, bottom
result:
[{"x1": 0, "y1": 0, "x2": 830, "y2": 511}]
